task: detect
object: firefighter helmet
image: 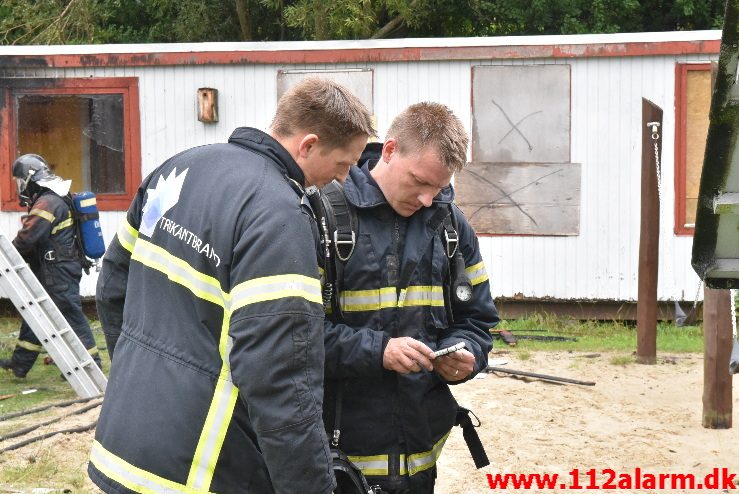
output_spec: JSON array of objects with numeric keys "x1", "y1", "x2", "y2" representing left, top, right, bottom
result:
[{"x1": 12, "y1": 154, "x2": 70, "y2": 203}]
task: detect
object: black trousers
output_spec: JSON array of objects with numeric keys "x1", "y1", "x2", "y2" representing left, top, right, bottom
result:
[{"x1": 11, "y1": 270, "x2": 100, "y2": 375}]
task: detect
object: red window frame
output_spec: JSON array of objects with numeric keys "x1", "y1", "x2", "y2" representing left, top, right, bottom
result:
[
  {"x1": 674, "y1": 63, "x2": 712, "y2": 236},
  {"x1": 0, "y1": 77, "x2": 141, "y2": 211}
]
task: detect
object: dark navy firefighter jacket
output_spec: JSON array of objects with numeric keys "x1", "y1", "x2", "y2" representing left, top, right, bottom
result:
[
  {"x1": 323, "y1": 153, "x2": 498, "y2": 491},
  {"x1": 90, "y1": 128, "x2": 334, "y2": 494}
]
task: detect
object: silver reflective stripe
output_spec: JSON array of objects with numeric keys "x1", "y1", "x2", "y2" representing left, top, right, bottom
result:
[
  {"x1": 90, "y1": 440, "x2": 209, "y2": 494},
  {"x1": 465, "y1": 261, "x2": 489, "y2": 286},
  {"x1": 187, "y1": 379, "x2": 238, "y2": 489},
  {"x1": 401, "y1": 286, "x2": 444, "y2": 307},
  {"x1": 187, "y1": 329, "x2": 238, "y2": 490},
  {"x1": 340, "y1": 286, "x2": 444, "y2": 311},
  {"x1": 132, "y1": 239, "x2": 224, "y2": 307},
  {"x1": 340, "y1": 287, "x2": 397, "y2": 312},
  {"x1": 407, "y1": 431, "x2": 450, "y2": 476},
  {"x1": 230, "y1": 274, "x2": 321, "y2": 311},
  {"x1": 346, "y1": 456, "x2": 392, "y2": 476}
]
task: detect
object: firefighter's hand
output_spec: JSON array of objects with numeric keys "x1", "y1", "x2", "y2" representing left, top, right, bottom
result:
[
  {"x1": 432, "y1": 348, "x2": 475, "y2": 382},
  {"x1": 383, "y1": 337, "x2": 434, "y2": 374}
]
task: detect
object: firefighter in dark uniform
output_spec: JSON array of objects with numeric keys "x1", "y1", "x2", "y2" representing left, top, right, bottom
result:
[
  {"x1": 0, "y1": 154, "x2": 101, "y2": 378},
  {"x1": 89, "y1": 78, "x2": 375, "y2": 494},
  {"x1": 322, "y1": 103, "x2": 497, "y2": 493}
]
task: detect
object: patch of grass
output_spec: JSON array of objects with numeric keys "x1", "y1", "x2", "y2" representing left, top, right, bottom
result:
[
  {"x1": 516, "y1": 349, "x2": 531, "y2": 361},
  {"x1": 609, "y1": 354, "x2": 634, "y2": 366},
  {"x1": 0, "y1": 441, "x2": 89, "y2": 489},
  {"x1": 494, "y1": 314, "x2": 704, "y2": 353},
  {"x1": 0, "y1": 317, "x2": 108, "y2": 416}
]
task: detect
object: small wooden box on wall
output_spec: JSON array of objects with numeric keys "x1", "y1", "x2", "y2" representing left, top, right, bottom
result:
[{"x1": 198, "y1": 88, "x2": 218, "y2": 123}]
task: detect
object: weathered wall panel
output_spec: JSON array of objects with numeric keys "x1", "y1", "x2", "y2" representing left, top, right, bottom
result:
[
  {"x1": 456, "y1": 162, "x2": 581, "y2": 235},
  {"x1": 472, "y1": 64, "x2": 571, "y2": 163}
]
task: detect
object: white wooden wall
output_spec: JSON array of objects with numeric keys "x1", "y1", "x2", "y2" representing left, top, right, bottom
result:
[{"x1": 1, "y1": 36, "x2": 718, "y2": 301}]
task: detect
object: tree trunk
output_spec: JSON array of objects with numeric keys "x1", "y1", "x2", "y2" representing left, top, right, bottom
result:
[
  {"x1": 234, "y1": 0, "x2": 252, "y2": 40},
  {"x1": 371, "y1": 14, "x2": 404, "y2": 39}
]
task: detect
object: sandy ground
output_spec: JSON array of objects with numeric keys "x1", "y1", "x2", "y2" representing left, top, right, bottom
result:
[
  {"x1": 1, "y1": 351, "x2": 738, "y2": 493},
  {"x1": 437, "y1": 350, "x2": 739, "y2": 494}
]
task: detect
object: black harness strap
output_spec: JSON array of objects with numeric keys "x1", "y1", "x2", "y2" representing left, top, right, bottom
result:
[
  {"x1": 320, "y1": 181, "x2": 358, "y2": 318},
  {"x1": 322, "y1": 181, "x2": 357, "y2": 262},
  {"x1": 455, "y1": 407, "x2": 490, "y2": 469}
]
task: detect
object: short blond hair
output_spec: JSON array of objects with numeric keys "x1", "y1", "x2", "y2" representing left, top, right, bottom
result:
[
  {"x1": 271, "y1": 78, "x2": 376, "y2": 148},
  {"x1": 386, "y1": 102, "x2": 468, "y2": 173}
]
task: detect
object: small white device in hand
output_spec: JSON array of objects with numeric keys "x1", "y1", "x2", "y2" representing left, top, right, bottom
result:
[{"x1": 432, "y1": 342, "x2": 466, "y2": 358}]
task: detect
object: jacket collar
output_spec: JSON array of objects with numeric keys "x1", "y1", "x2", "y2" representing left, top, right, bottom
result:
[{"x1": 227, "y1": 127, "x2": 306, "y2": 188}]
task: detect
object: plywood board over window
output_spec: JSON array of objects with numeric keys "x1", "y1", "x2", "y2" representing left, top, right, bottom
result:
[
  {"x1": 675, "y1": 63, "x2": 714, "y2": 235},
  {"x1": 276, "y1": 69, "x2": 374, "y2": 113},
  {"x1": 461, "y1": 64, "x2": 579, "y2": 235}
]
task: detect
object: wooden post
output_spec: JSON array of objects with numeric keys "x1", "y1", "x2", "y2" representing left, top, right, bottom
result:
[
  {"x1": 702, "y1": 286, "x2": 733, "y2": 428},
  {"x1": 637, "y1": 98, "x2": 662, "y2": 364}
]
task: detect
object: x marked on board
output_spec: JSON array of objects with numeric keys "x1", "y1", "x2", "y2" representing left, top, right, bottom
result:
[
  {"x1": 491, "y1": 98, "x2": 542, "y2": 151},
  {"x1": 466, "y1": 167, "x2": 565, "y2": 226}
]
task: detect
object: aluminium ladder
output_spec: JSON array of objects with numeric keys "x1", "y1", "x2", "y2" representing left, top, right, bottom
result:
[{"x1": 0, "y1": 230, "x2": 106, "y2": 398}]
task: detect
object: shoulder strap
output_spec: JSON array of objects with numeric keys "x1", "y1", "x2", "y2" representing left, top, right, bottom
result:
[
  {"x1": 321, "y1": 181, "x2": 357, "y2": 262},
  {"x1": 63, "y1": 193, "x2": 93, "y2": 274},
  {"x1": 319, "y1": 181, "x2": 358, "y2": 318}
]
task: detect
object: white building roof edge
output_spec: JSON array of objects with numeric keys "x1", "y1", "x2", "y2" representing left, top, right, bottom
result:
[{"x1": 0, "y1": 30, "x2": 722, "y2": 56}]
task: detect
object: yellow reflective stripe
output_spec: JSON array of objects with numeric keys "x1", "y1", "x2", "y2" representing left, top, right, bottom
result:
[
  {"x1": 80, "y1": 197, "x2": 96, "y2": 208},
  {"x1": 188, "y1": 314, "x2": 238, "y2": 488},
  {"x1": 340, "y1": 287, "x2": 397, "y2": 312},
  {"x1": 230, "y1": 274, "x2": 322, "y2": 312},
  {"x1": 87, "y1": 346, "x2": 99, "y2": 356},
  {"x1": 90, "y1": 440, "x2": 214, "y2": 494},
  {"x1": 465, "y1": 261, "x2": 489, "y2": 286},
  {"x1": 16, "y1": 340, "x2": 43, "y2": 352},
  {"x1": 51, "y1": 217, "x2": 74, "y2": 234},
  {"x1": 340, "y1": 286, "x2": 444, "y2": 312},
  {"x1": 348, "y1": 432, "x2": 450, "y2": 478},
  {"x1": 188, "y1": 315, "x2": 238, "y2": 489},
  {"x1": 400, "y1": 286, "x2": 444, "y2": 307},
  {"x1": 117, "y1": 219, "x2": 139, "y2": 253},
  {"x1": 131, "y1": 238, "x2": 225, "y2": 308},
  {"x1": 407, "y1": 431, "x2": 451, "y2": 476},
  {"x1": 346, "y1": 454, "x2": 395, "y2": 476},
  {"x1": 29, "y1": 208, "x2": 54, "y2": 223}
]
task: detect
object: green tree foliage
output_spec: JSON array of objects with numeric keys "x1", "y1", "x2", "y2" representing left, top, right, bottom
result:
[{"x1": 0, "y1": 0, "x2": 728, "y2": 45}]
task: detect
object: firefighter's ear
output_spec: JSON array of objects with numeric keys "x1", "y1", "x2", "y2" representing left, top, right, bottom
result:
[
  {"x1": 381, "y1": 138, "x2": 398, "y2": 164},
  {"x1": 297, "y1": 134, "x2": 319, "y2": 158}
]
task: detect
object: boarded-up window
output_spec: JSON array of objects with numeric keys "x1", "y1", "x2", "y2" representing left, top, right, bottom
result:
[
  {"x1": 457, "y1": 64, "x2": 580, "y2": 235},
  {"x1": 675, "y1": 63, "x2": 713, "y2": 235},
  {"x1": 276, "y1": 69, "x2": 374, "y2": 113},
  {"x1": 1, "y1": 77, "x2": 141, "y2": 211}
]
